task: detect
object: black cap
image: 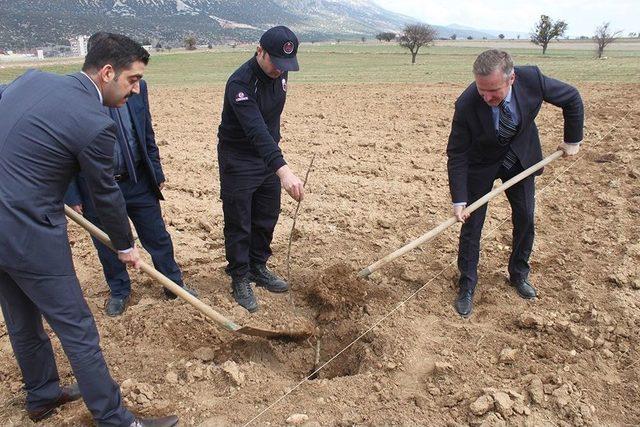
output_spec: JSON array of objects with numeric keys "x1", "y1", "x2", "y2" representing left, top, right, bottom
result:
[{"x1": 259, "y1": 26, "x2": 299, "y2": 72}]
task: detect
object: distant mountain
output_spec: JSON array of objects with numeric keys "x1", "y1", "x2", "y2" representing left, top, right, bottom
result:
[
  {"x1": 446, "y1": 23, "x2": 528, "y2": 40},
  {"x1": 438, "y1": 24, "x2": 499, "y2": 39},
  {"x1": 0, "y1": 0, "x2": 423, "y2": 49}
]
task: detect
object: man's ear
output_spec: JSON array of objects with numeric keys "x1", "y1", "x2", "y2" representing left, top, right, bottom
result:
[{"x1": 98, "y1": 64, "x2": 115, "y2": 83}]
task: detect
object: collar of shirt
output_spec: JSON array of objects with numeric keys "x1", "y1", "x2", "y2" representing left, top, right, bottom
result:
[
  {"x1": 503, "y1": 86, "x2": 513, "y2": 106},
  {"x1": 491, "y1": 85, "x2": 519, "y2": 130},
  {"x1": 249, "y1": 55, "x2": 275, "y2": 83},
  {"x1": 81, "y1": 71, "x2": 103, "y2": 104}
]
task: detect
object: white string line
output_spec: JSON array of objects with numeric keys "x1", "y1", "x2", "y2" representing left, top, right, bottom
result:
[{"x1": 244, "y1": 107, "x2": 634, "y2": 426}]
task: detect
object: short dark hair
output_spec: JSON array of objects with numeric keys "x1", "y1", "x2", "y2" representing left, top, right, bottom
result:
[
  {"x1": 82, "y1": 33, "x2": 149, "y2": 74},
  {"x1": 86, "y1": 31, "x2": 110, "y2": 53}
]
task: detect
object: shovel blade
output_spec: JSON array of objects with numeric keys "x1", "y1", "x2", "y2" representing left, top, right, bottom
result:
[{"x1": 237, "y1": 325, "x2": 313, "y2": 341}]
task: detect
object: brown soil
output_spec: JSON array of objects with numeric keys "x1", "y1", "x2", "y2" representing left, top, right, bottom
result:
[{"x1": 1, "y1": 82, "x2": 639, "y2": 426}]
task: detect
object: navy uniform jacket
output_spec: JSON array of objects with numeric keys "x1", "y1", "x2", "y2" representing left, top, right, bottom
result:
[
  {"x1": 0, "y1": 70, "x2": 134, "y2": 275},
  {"x1": 447, "y1": 66, "x2": 584, "y2": 204},
  {"x1": 65, "y1": 79, "x2": 165, "y2": 205},
  {"x1": 217, "y1": 56, "x2": 288, "y2": 172}
]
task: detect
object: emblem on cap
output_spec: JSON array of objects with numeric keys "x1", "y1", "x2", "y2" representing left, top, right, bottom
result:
[{"x1": 283, "y1": 41, "x2": 294, "y2": 55}]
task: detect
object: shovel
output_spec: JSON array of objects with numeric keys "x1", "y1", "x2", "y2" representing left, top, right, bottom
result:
[
  {"x1": 64, "y1": 205, "x2": 312, "y2": 341},
  {"x1": 359, "y1": 150, "x2": 564, "y2": 278}
]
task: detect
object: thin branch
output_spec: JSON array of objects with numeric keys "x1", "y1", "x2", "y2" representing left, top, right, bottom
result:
[{"x1": 286, "y1": 154, "x2": 316, "y2": 305}]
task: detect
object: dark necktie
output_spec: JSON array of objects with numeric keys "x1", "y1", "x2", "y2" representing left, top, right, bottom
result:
[
  {"x1": 498, "y1": 100, "x2": 518, "y2": 170},
  {"x1": 498, "y1": 99, "x2": 518, "y2": 145},
  {"x1": 109, "y1": 108, "x2": 138, "y2": 183}
]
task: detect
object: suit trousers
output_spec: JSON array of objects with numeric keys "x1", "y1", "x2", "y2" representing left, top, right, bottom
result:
[
  {"x1": 218, "y1": 147, "x2": 281, "y2": 278},
  {"x1": 0, "y1": 266, "x2": 134, "y2": 425},
  {"x1": 80, "y1": 167, "x2": 183, "y2": 299},
  {"x1": 457, "y1": 160, "x2": 536, "y2": 291}
]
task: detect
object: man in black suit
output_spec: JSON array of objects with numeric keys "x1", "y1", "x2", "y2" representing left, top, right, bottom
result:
[
  {"x1": 447, "y1": 49, "x2": 584, "y2": 317},
  {"x1": 66, "y1": 32, "x2": 196, "y2": 317},
  {"x1": 0, "y1": 34, "x2": 177, "y2": 426}
]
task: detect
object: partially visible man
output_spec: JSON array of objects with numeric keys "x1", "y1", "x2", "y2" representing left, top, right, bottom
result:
[
  {"x1": 66, "y1": 32, "x2": 196, "y2": 317},
  {"x1": 217, "y1": 26, "x2": 304, "y2": 312},
  {"x1": 0, "y1": 34, "x2": 177, "y2": 426},
  {"x1": 447, "y1": 49, "x2": 583, "y2": 318}
]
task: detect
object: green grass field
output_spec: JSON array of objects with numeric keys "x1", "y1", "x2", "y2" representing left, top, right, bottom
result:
[{"x1": 1, "y1": 40, "x2": 639, "y2": 86}]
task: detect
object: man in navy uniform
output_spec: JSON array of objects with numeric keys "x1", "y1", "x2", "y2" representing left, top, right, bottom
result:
[
  {"x1": 66, "y1": 32, "x2": 196, "y2": 317},
  {"x1": 0, "y1": 34, "x2": 177, "y2": 426},
  {"x1": 447, "y1": 49, "x2": 584, "y2": 317},
  {"x1": 217, "y1": 26, "x2": 305, "y2": 312}
]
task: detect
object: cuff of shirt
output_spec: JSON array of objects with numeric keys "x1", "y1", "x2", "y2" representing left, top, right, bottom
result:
[
  {"x1": 452, "y1": 202, "x2": 467, "y2": 207},
  {"x1": 269, "y1": 156, "x2": 287, "y2": 174},
  {"x1": 564, "y1": 140, "x2": 582, "y2": 145},
  {"x1": 118, "y1": 247, "x2": 134, "y2": 254}
]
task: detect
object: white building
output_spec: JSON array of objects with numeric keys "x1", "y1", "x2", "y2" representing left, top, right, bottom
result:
[{"x1": 69, "y1": 35, "x2": 89, "y2": 57}]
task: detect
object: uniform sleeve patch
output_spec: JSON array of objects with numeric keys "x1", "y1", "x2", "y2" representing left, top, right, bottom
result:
[{"x1": 235, "y1": 91, "x2": 249, "y2": 102}]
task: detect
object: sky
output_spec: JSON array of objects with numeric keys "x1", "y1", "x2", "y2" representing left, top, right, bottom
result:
[{"x1": 373, "y1": 0, "x2": 639, "y2": 37}]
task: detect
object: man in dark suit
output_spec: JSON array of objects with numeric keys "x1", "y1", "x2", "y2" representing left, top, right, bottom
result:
[
  {"x1": 66, "y1": 32, "x2": 196, "y2": 317},
  {"x1": 447, "y1": 49, "x2": 584, "y2": 317},
  {"x1": 0, "y1": 34, "x2": 177, "y2": 426}
]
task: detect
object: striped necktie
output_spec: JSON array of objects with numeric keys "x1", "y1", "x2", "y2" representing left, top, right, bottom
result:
[
  {"x1": 497, "y1": 99, "x2": 518, "y2": 145},
  {"x1": 498, "y1": 99, "x2": 518, "y2": 170}
]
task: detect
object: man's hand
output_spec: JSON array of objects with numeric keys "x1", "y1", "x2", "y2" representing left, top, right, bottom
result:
[
  {"x1": 70, "y1": 204, "x2": 84, "y2": 215},
  {"x1": 557, "y1": 142, "x2": 581, "y2": 158},
  {"x1": 276, "y1": 165, "x2": 304, "y2": 202},
  {"x1": 118, "y1": 246, "x2": 141, "y2": 269},
  {"x1": 453, "y1": 204, "x2": 470, "y2": 223},
  {"x1": 159, "y1": 181, "x2": 165, "y2": 191}
]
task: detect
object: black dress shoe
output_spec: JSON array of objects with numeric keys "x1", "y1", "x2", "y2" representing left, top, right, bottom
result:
[
  {"x1": 511, "y1": 279, "x2": 537, "y2": 299},
  {"x1": 164, "y1": 284, "x2": 198, "y2": 300},
  {"x1": 232, "y1": 275, "x2": 259, "y2": 313},
  {"x1": 455, "y1": 289, "x2": 474, "y2": 318},
  {"x1": 106, "y1": 296, "x2": 130, "y2": 317},
  {"x1": 130, "y1": 415, "x2": 179, "y2": 427},
  {"x1": 27, "y1": 383, "x2": 82, "y2": 422},
  {"x1": 248, "y1": 264, "x2": 289, "y2": 293}
]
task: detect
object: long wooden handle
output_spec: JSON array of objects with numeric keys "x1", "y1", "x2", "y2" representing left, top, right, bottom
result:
[
  {"x1": 358, "y1": 150, "x2": 563, "y2": 277},
  {"x1": 64, "y1": 206, "x2": 242, "y2": 332}
]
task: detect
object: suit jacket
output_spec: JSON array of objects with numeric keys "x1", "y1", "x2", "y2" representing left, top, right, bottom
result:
[
  {"x1": 65, "y1": 79, "x2": 165, "y2": 205},
  {"x1": 0, "y1": 70, "x2": 134, "y2": 275},
  {"x1": 446, "y1": 66, "x2": 584, "y2": 204}
]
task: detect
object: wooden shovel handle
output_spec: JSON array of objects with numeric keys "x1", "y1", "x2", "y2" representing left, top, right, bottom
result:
[
  {"x1": 359, "y1": 150, "x2": 563, "y2": 277},
  {"x1": 64, "y1": 206, "x2": 241, "y2": 332}
]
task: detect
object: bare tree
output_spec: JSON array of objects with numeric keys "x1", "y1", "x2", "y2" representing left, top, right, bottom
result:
[
  {"x1": 594, "y1": 22, "x2": 622, "y2": 58},
  {"x1": 399, "y1": 23, "x2": 437, "y2": 64},
  {"x1": 531, "y1": 14, "x2": 567, "y2": 54}
]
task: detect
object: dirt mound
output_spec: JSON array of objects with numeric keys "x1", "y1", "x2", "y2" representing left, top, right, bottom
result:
[{"x1": 301, "y1": 263, "x2": 390, "y2": 322}]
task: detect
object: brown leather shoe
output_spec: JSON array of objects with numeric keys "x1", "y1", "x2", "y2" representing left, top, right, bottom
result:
[
  {"x1": 27, "y1": 383, "x2": 82, "y2": 422},
  {"x1": 130, "y1": 415, "x2": 179, "y2": 427}
]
